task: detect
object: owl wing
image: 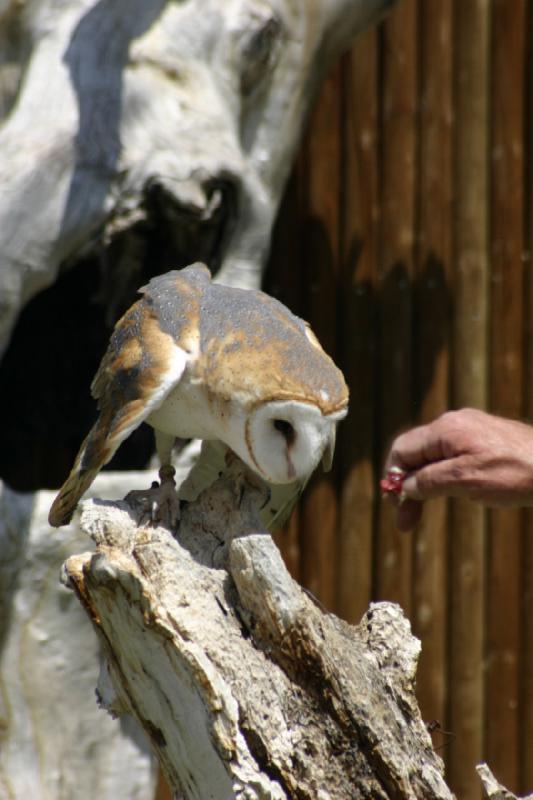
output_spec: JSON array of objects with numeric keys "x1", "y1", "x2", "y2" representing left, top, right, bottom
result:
[{"x1": 48, "y1": 297, "x2": 187, "y2": 527}]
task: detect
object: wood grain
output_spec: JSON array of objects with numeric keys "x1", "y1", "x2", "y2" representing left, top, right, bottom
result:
[
  {"x1": 448, "y1": 1, "x2": 490, "y2": 797},
  {"x1": 411, "y1": 0, "x2": 453, "y2": 739},
  {"x1": 299, "y1": 64, "x2": 342, "y2": 611},
  {"x1": 336, "y1": 30, "x2": 380, "y2": 623},
  {"x1": 71, "y1": 475, "x2": 456, "y2": 799},
  {"x1": 522, "y1": 4, "x2": 533, "y2": 791},
  {"x1": 266, "y1": 3, "x2": 533, "y2": 791},
  {"x1": 486, "y1": 0, "x2": 526, "y2": 790},
  {"x1": 375, "y1": 0, "x2": 418, "y2": 616},
  {"x1": 523, "y1": 511, "x2": 533, "y2": 792}
]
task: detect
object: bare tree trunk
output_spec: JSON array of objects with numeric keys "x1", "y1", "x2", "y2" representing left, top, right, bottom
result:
[
  {"x1": 0, "y1": 475, "x2": 159, "y2": 800},
  {"x1": 0, "y1": 0, "x2": 395, "y2": 357},
  {"x1": 63, "y1": 464, "x2": 453, "y2": 799}
]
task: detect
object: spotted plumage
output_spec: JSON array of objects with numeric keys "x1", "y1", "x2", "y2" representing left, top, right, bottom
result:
[{"x1": 48, "y1": 263, "x2": 349, "y2": 528}]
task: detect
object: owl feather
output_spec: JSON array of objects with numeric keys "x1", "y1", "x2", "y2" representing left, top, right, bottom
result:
[{"x1": 49, "y1": 263, "x2": 348, "y2": 528}]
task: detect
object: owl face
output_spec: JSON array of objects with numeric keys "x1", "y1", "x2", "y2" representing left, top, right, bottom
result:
[{"x1": 240, "y1": 400, "x2": 346, "y2": 485}]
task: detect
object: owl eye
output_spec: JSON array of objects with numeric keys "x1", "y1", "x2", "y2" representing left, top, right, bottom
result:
[{"x1": 273, "y1": 419, "x2": 295, "y2": 446}]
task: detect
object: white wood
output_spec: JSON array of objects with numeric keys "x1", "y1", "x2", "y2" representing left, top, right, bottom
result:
[
  {"x1": 0, "y1": 0, "x2": 395, "y2": 355},
  {"x1": 63, "y1": 465, "x2": 454, "y2": 799},
  {"x1": 476, "y1": 764, "x2": 533, "y2": 800},
  {"x1": 0, "y1": 474, "x2": 162, "y2": 800}
]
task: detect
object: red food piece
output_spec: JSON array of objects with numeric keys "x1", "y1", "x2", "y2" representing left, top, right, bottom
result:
[{"x1": 380, "y1": 467, "x2": 407, "y2": 497}]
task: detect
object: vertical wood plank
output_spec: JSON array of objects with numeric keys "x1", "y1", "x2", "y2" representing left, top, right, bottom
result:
[
  {"x1": 298, "y1": 64, "x2": 342, "y2": 611},
  {"x1": 448, "y1": 1, "x2": 490, "y2": 797},
  {"x1": 272, "y1": 506, "x2": 301, "y2": 583},
  {"x1": 337, "y1": 29, "x2": 379, "y2": 623},
  {"x1": 264, "y1": 168, "x2": 305, "y2": 318},
  {"x1": 522, "y1": 3, "x2": 533, "y2": 791},
  {"x1": 412, "y1": 0, "x2": 453, "y2": 736},
  {"x1": 269, "y1": 3, "x2": 533, "y2": 791},
  {"x1": 524, "y1": 511, "x2": 533, "y2": 792},
  {"x1": 486, "y1": 0, "x2": 526, "y2": 790},
  {"x1": 375, "y1": 0, "x2": 418, "y2": 615}
]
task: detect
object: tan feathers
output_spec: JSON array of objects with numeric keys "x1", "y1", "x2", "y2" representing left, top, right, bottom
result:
[{"x1": 49, "y1": 263, "x2": 348, "y2": 528}]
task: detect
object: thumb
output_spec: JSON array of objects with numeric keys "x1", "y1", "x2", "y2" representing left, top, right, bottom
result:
[{"x1": 401, "y1": 457, "x2": 468, "y2": 501}]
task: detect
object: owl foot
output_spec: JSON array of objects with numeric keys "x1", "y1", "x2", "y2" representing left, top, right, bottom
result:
[{"x1": 124, "y1": 465, "x2": 181, "y2": 530}]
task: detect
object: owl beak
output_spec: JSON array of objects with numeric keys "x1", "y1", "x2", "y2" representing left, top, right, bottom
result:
[{"x1": 322, "y1": 425, "x2": 337, "y2": 472}]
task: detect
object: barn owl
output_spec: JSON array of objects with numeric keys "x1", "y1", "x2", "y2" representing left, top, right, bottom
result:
[{"x1": 48, "y1": 264, "x2": 349, "y2": 529}]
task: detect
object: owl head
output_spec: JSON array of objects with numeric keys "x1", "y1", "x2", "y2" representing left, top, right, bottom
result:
[{"x1": 231, "y1": 400, "x2": 347, "y2": 485}]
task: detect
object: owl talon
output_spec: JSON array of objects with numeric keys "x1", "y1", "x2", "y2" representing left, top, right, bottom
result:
[{"x1": 125, "y1": 466, "x2": 180, "y2": 530}]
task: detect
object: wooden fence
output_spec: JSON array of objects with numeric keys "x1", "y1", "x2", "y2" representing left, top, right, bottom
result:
[{"x1": 264, "y1": 1, "x2": 532, "y2": 798}]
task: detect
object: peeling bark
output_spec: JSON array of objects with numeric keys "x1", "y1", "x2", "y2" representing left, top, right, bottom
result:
[{"x1": 63, "y1": 465, "x2": 453, "y2": 799}]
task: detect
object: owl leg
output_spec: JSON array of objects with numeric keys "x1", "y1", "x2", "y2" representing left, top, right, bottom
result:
[
  {"x1": 154, "y1": 430, "x2": 175, "y2": 469},
  {"x1": 124, "y1": 431, "x2": 181, "y2": 530}
]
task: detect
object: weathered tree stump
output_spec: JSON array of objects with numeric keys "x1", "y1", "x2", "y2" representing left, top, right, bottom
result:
[{"x1": 63, "y1": 465, "x2": 453, "y2": 799}]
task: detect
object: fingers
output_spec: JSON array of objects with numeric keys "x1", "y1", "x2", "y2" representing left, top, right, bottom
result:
[
  {"x1": 387, "y1": 454, "x2": 486, "y2": 530},
  {"x1": 402, "y1": 460, "x2": 462, "y2": 500},
  {"x1": 406, "y1": 454, "x2": 497, "y2": 502},
  {"x1": 384, "y1": 463, "x2": 457, "y2": 532},
  {"x1": 382, "y1": 410, "x2": 487, "y2": 530},
  {"x1": 387, "y1": 423, "x2": 449, "y2": 471},
  {"x1": 382, "y1": 409, "x2": 533, "y2": 530},
  {"x1": 385, "y1": 440, "x2": 476, "y2": 531},
  {"x1": 387, "y1": 409, "x2": 484, "y2": 472},
  {"x1": 383, "y1": 411, "x2": 482, "y2": 530}
]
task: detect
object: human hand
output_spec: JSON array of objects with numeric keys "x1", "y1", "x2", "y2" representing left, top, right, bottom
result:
[{"x1": 383, "y1": 408, "x2": 533, "y2": 531}]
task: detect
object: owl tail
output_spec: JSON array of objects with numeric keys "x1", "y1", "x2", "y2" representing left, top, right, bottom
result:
[{"x1": 48, "y1": 424, "x2": 110, "y2": 527}]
